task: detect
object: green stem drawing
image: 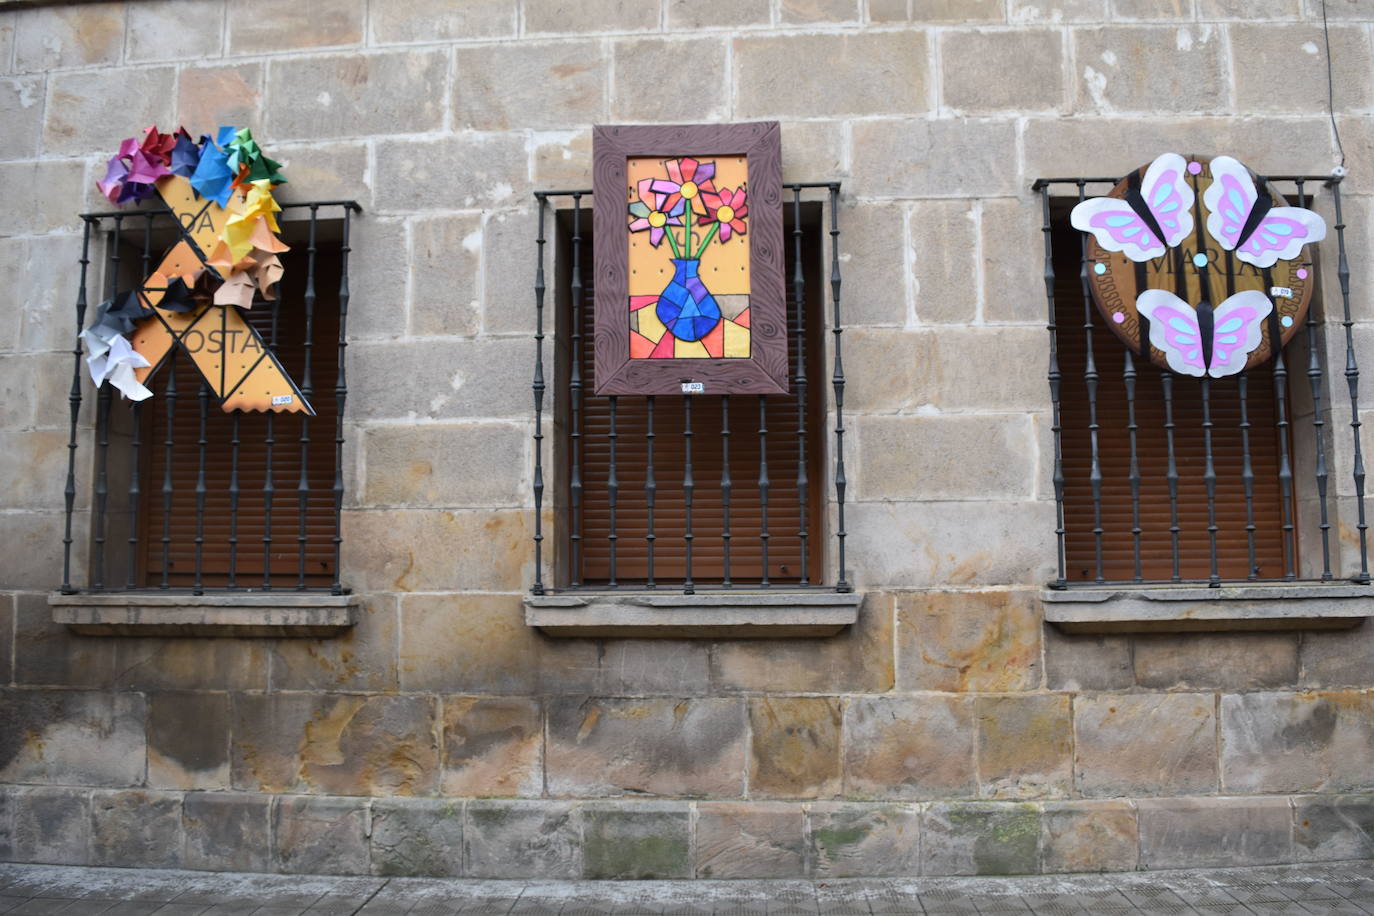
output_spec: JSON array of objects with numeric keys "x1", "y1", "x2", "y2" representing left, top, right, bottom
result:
[
  {"x1": 692, "y1": 221, "x2": 719, "y2": 260},
  {"x1": 665, "y1": 222, "x2": 682, "y2": 260}
]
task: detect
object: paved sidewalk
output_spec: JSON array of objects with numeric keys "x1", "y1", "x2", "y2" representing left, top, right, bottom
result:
[{"x1": 2, "y1": 861, "x2": 1373, "y2": 915}]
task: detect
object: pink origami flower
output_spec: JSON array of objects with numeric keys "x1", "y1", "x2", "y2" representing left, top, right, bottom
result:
[
  {"x1": 628, "y1": 177, "x2": 685, "y2": 248},
  {"x1": 698, "y1": 186, "x2": 748, "y2": 242},
  {"x1": 650, "y1": 158, "x2": 717, "y2": 215}
]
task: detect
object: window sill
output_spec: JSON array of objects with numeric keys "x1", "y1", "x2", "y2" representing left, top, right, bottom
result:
[
  {"x1": 524, "y1": 591, "x2": 862, "y2": 638},
  {"x1": 48, "y1": 592, "x2": 358, "y2": 637},
  {"x1": 1042, "y1": 583, "x2": 1373, "y2": 633}
]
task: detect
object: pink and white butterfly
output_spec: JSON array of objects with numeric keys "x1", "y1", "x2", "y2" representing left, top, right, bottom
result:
[
  {"x1": 1070, "y1": 152, "x2": 1194, "y2": 262},
  {"x1": 1202, "y1": 156, "x2": 1326, "y2": 269},
  {"x1": 1136, "y1": 289, "x2": 1272, "y2": 378}
]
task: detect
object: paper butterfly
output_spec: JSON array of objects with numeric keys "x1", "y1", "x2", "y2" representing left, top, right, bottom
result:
[
  {"x1": 1070, "y1": 152, "x2": 1194, "y2": 262},
  {"x1": 1136, "y1": 289, "x2": 1272, "y2": 378},
  {"x1": 1202, "y1": 156, "x2": 1327, "y2": 269}
]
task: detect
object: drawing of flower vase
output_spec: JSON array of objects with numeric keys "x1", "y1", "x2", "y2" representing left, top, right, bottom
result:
[{"x1": 656, "y1": 258, "x2": 722, "y2": 342}]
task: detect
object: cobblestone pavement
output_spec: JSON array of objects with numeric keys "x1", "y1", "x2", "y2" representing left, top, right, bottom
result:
[{"x1": 2, "y1": 862, "x2": 1374, "y2": 915}]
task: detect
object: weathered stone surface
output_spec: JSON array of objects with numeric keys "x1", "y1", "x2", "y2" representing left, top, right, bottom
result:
[
  {"x1": 5, "y1": 235, "x2": 83, "y2": 353},
  {"x1": 362, "y1": 424, "x2": 525, "y2": 509},
  {"x1": 466, "y1": 801, "x2": 580, "y2": 879},
  {"x1": 0, "y1": 513, "x2": 67, "y2": 591},
  {"x1": 531, "y1": 128, "x2": 593, "y2": 194},
  {"x1": 274, "y1": 796, "x2": 369, "y2": 876},
  {"x1": 1043, "y1": 629, "x2": 1133, "y2": 690},
  {"x1": 735, "y1": 32, "x2": 928, "y2": 118},
  {"x1": 342, "y1": 509, "x2": 531, "y2": 594},
  {"x1": 976, "y1": 695, "x2": 1073, "y2": 799},
  {"x1": 348, "y1": 337, "x2": 531, "y2": 419},
  {"x1": 526, "y1": 0, "x2": 658, "y2": 33},
  {"x1": 858, "y1": 414, "x2": 1037, "y2": 501},
  {"x1": 114, "y1": 637, "x2": 271, "y2": 691},
  {"x1": 0, "y1": 161, "x2": 84, "y2": 236},
  {"x1": 454, "y1": 40, "x2": 606, "y2": 130},
  {"x1": 696, "y1": 802, "x2": 805, "y2": 879},
  {"x1": 748, "y1": 697, "x2": 842, "y2": 799},
  {"x1": 831, "y1": 201, "x2": 913, "y2": 327},
  {"x1": 1041, "y1": 800, "x2": 1139, "y2": 873},
  {"x1": 176, "y1": 64, "x2": 262, "y2": 130},
  {"x1": 942, "y1": 30, "x2": 1064, "y2": 112},
  {"x1": 780, "y1": 120, "x2": 845, "y2": 184},
  {"x1": 1009, "y1": 0, "x2": 1108, "y2": 20},
  {"x1": 0, "y1": 596, "x2": 12, "y2": 685},
  {"x1": 0, "y1": 431, "x2": 74, "y2": 514},
  {"x1": 668, "y1": 0, "x2": 769, "y2": 26},
  {"x1": 371, "y1": 798, "x2": 464, "y2": 877},
  {"x1": 8, "y1": 786, "x2": 91, "y2": 865},
  {"x1": 44, "y1": 67, "x2": 175, "y2": 156},
  {"x1": 0, "y1": 77, "x2": 42, "y2": 160},
  {"x1": 1137, "y1": 797, "x2": 1294, "y2": 868},
  {"x1": 1300, "y1": 619, "x2": 1374, "y2": 687},
  {"x1": 273, "y1": 141, "x2": 371, "y2": 208},
  {"x1": 711, "y1": 593, "x2": 894, "y2": 694},
  {"x1": 410, "y1": 213, "x2": 482, "y2": 337},
  {"x1": 371, "y1": 0, "x2": 515, "y2": 42},
  {"x1": 781, "y1": 0, "x2": 861, "y2": 21},
  {"x1": 229, "y1": 0, "x2": 362, "y2": 52},
  {"x1": 1220, "y1": 691, "x2": 1374, "y2": 793},
  {"x1": 1200, "y1": 0, "x2": 1298, "y2": 14},
  {"x1": 980, "y1": 197, "x2": 1049, "y2": 325},
  {"x1": 876, "y1": 0, "x2": 1003, "y2": 20},
  {"x1": 0, "y1": 690, "x2": 145, "y2": 787},
  {"x1": 612, "y1": 37, "x2": 727, "y2": 122},
  {"x1": 1232, "y1": 24, "x2": 1371, "y2": 112},
  {"x1": 399, "y1": 593, "x2": 538, "y2": 694},
  {"x1": 546, "y1": 697, "x2": 746, "y2": 797},
  {"x1": 851, "y1": 119, "x2": 1016, "y2": 198},
  {"x1": 1293, "y1": 795, "x2": 1374, "y2": 862},
  {"x1": 147, "y1": 692, "x2": 230, "y2": 791},
  {"x1": 807, "y1": 802, "x2": 920, "y2": 878},
  {"x1": 14, "y1": 2, "x2": 124, "y2": 71},
  {"x1": 91, "y1": 789, "x2": 183, "y2": 869},
  {"x1": 909, "y1": 200, "x2": 978, "y2": 325},
  {"x1": 844, "y1": 327, "x2": 1046, "y2": 413},
  {"x1": 270, "y1": 593, "x2": 399, "y2": 693},
  {"x1": 923, "y1": 803, "x2": 1042, "y2": 876},
  {"x1": 13, "y1": 592, "x2": 116, "y2": 687},
  {"x1": 1074, "y1": 693, "x2": 1217, "y2": 796},
  {"x1": 1134, "y1": 633, "x2": 1299, "y2": 688},
  {"x1": 896, "y1": 590, "x2": 1042, "y2": 692},
  {"x1": 127, "y1": 0, "x2": 223, "y2": 61},
  {"x1": 1109, "y1": 0, "x2": 1196, "y2": 17},
  {"x1": 267, "y1": 51, "x2": 446, "y2": 141},
  {"x1": 843, "y1": 695, "x2": 976, "y2": 799},
  {"x1": 1072, "y1": 26, "x2": 1225, "y2": 113},
  {"x1": 341, "y1": 216, "x2": 408, "y2": 341},
  {"x1": 480, "y1": 208, "x2": 537, "y2": 335},
  {"x1": 441, "y1": 696, "x2": 542, "y2": 797},
  {"x1": 231, "y1": 693, "x2": 439, "y2": 796},
  {"x1": 582, "y1": 803, "x2": 691, "y2": 880},
  {"x1": 182, "y1": 792, "x2": 272, "y2": 873}
]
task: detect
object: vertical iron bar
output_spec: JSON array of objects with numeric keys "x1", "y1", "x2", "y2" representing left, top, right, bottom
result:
[
  {"x1": 1038, "y1": 187, "x2": 1068, "y2": 588},
  {"x1": 792, "y1": 187, "x2": 809, "y2": 584},
  {"x1": 683, "y1": 397, "x2": 695, "y2": 594},
  {"x1": 92, "y1": 215, "x2": 122, "y2": 591},
  {"x1": 645, "y1": 395, "x2": 657, "y2": 588},
  {"x1": 160, "y1": 351, "x2": 176, "y2": 588},
  {"x1": 1201, "y1": 377, "x2": 1221, "y2": 586},
  {"x1": 1123, "y1": 350, "x2": 1143, "y2": 582},
  {"x1": 1329, "y1": 180, "x2": 1369, "y2": 581},
  {"x1": 1271, "y1": 305, "x2": 1298, "y2": 580},
  {"x1": 331, "y1": 207, "x2": 353, "y2": 594},
  {"x1": 1161, "y1": 373, "x2": 1182, "y2": 581},
  {"x1": 228, "y1": 411, "x2": 241, "y2": 588},
  {"x1": 720, "y1": 395, "x2": 732, "y2": 587},
  {"x1": 262, "y1": 294, "x2": 280, "y2": 588},
  {"x1": 531, "y1": 196, "x2": 547, "y2": 595},
  {"x1": 126, "y1": 402, "x2": 142, "y2": 591},
  {"x1": 1239, "y1": 373, "x2": 1259, "y2": 578},
  {"x1": 569, "y1": 194, "x2": 584, "y2": 587},
  {"x1": 828, "y1": 185, "x2": 850, "y2": 592},
  {"x1": 1077, "y1": 181, "x2": 1105, "y2": 583},
  {"x1": 1298, "y1": 180, "x2": 1333, "y2": 579},
  {"x1": 758, "y1": 395, "x2": 771, "y2": 587},
  {"x1": 297, "y1": 206, "x2": 318, "y2": 590},
  {"x1": 607, "y1": 396, "x2": 619, "y2": 588},
  {"x1": 194, "y1": 380, "x2": 208, "y2": 594},
  {"x1": 62, "y1": 219, "x2": 93, "y2": 594}
]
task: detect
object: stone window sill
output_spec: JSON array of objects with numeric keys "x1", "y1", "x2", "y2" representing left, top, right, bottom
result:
[
  {"x1": 1042, "y1": 583, "x2": 1373, "y2": 633},
  {"x1": 524, "y1": 591, "x2": 862, "y2": 638},
  {"x1": 48, "y1": 592, "x2": 358, "y2": 637}
]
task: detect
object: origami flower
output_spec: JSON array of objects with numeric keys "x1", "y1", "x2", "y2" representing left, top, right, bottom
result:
[
  {"x1": 698, "y1": 186, "x2": 748, "y2": 242},
  {"x1": 628, "y1": 177, "x2": 685, "y2": 248},
  {"x1": 650, "y1": 158, "x2": 717, "y2": 215}
]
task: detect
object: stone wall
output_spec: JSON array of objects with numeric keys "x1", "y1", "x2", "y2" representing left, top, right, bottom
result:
[{"x1": 2, "y1": 0, "x2": 1373, "y2": 878}]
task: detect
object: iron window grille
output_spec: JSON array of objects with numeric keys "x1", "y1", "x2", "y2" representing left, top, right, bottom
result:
[
  {"x1": 59, "y1": 200, "x2": 361, "y2": 595},
  {"x1": 1033, "y1": 173, "x2": 1369, "y2": 588},
  {"x1": 530, "y1": 183, "x2": 851, "y2": 594}
]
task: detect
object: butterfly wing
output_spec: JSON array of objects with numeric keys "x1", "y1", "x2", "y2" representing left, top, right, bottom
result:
[
  {"x1": 1070, "y1": 197, "x2": 1166, "y2": 262},
  {"x1": 1139, "y1": 152, "x2": 1194, "y2": 248},
  {"x1": 1202, "y1": 155, "x2": 1255, "y2": 252},
  {"x1": 1136, "y1": 289, "x2": 1207, "y2": 377},
  {"x1": 1205, "y1": 290, "x2": 1273, "y2": 378},
  {"x1": 1236, "y1": 206, "x2": 1327, "y2": 268}
]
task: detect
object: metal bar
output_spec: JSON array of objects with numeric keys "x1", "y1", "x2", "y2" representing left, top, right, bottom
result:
[
  {"x1": 828, "y1": 185, "x2": 850, "y2": 592},
  {"x1": 1161, "y1": 373, "x2": 1182, "y2": 582},
  {"x1": 1295, "y1": 180, "x2": 1333, "y2": 580},
  {"x1": 81, "y1": 201, "x2": 362, "y2": 222},
  {"x1": 1123, "y1": 349, "x2": 1143, "y2": 582},
  {"x1": 126, "y1": 400, "x2": 143, "y2": 590},
  {"x1": 1076, "y1": 181, "x2": 1105, "y2": 583},
  {"x1": 193, "y1": 379, "x2": 208, "y2": 594},
  {"x1": 1238, "y1": 372, "x2": 1259, "y2": 579},
  {"x1": 262, "y1": 294, "x2": 280, "y2": 588},
  {"x1": 531, "y1": 196, "x2": 547, "y2": 595},
  {"x1": 1038, "y1": 187, "x2": 1068, "y2": 588},
  {"x1": 228, "y1": 411, "x2": 241, "y2": 589},
  {"x1": 645, "y1": 395, "x2": 656, "y2": 588},
  {"x1": 569, "y1": 194, "x2": 584, "y2": 587},
  {"x1": 758, "y1": 394, "x2": 771, "y2": 588},
  {"x1": 1033, "y1": 175, "x2": 1329, "y2": 189},
  {"x1": 331, "y1": 205, "x2": 353, "y2": 594},
  {"x1": 682, "y1": 397, "x2": 695, "y2": 594},
  {"x1": 91, "y1": 215, "x2": 123, "y2": 591},
  {"x1": 62, "y1": 219, "x2": 93, "y2": 594},
  {"x1": 1329, "y1": 179, "x2": 1370, "y2": 582},
  {"x1": 297, "y1": 206, "x2": 318, "y2": 590},
  {"x1": 792, "y1": 186, "x2": 810, "y2": 585},
  {"x1": 720, "y1": 395, "x2": 732, "y2": 588},
  {"x1": 160, "y1": 351, "x2": 176, "y2": 589},
  {"x1": 1268, "y1": 281, "x2": 1298, "y2": 580},
  {"x1": 607, "y1": 396, "x2": 619, "y2": 588},
  {"x1": 1201, "y1": 376, "x2": 1221, "y2": 586}
]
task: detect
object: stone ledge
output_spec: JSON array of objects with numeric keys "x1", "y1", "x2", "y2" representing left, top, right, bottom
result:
[
  {"x1": 524, "y1": 591, "x2": 862, "y2": 638},
  {"x1": 48, "y1": 592, "x2": 357, "y2": 637},
  {"x1": 1043, "y1": 583, "x2": 1373, "y2": 633}
]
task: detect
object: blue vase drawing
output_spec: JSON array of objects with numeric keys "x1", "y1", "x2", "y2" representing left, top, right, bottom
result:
[{"x1": 655, "y1": 258, "x2": 722, "y2": 343}]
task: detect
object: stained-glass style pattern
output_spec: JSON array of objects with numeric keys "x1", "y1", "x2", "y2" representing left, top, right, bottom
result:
[{"x1": 627, "y1": 155, "x2": 750, "y2": 359}]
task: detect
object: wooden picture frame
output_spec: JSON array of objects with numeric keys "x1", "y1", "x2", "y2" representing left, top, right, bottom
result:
[{"x1": 592, "y1": 122, "x2": 788, "y2": 395}]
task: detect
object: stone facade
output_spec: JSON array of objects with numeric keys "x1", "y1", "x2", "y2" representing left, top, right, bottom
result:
[{"x1": 2, "y1": 0, "x2": 1374, "y2": 879}]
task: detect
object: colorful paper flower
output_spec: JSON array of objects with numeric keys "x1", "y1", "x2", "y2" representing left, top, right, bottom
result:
[
  {"x1": 650, "y1": 157, "x2": 717, "y2": 215},
  {"x1": 698, "y1": 186, "x2": 748, "y2": 242},
  {"x1": 628, "y1": 178, "x2": 685, "y2": 248}
]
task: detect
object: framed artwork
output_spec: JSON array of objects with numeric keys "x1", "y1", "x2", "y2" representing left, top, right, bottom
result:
[{"x1": 592, "y1": 122, "x2": 788, "y2": 395}]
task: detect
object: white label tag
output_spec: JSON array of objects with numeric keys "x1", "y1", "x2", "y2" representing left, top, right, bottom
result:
[
  {"x1": 1270, "y1": 286, "x2": 1294, "y2": 299},
  {"x1": 680, "y1": 381, "x2": 705, "y2": 394},
  {"x1": 271, "y1": 394, "x2": 294, "y2": 406}
]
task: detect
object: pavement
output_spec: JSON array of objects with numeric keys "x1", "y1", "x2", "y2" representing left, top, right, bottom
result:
[{"x1": 2, "y1": 861, "x2": 1374, "y2": 915}]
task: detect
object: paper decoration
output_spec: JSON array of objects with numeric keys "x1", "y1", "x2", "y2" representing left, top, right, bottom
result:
[{"x1": 1071, "y1": 153, "x2": 1325, "y2": 378}]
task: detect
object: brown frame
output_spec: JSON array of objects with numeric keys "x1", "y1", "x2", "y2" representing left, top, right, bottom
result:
[{"x1": 592, "y1": 121, "x2": 788, "y2": 395}]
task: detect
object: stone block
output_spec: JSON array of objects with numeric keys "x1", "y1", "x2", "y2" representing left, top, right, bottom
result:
[
  {"x1": 612, "y1": 37, "x2": 728, "y2": 122},
  {"x1": 748, "y1": 697, "x2": 842, "y2": 799},
  {"x1": 526, "y1": 0, "x2": 658, "y2": 33},
  {"x1": 399, "y1": 593, "x2": 538, "y2": 694},
  {"x1": 0, "y1": 160, "x2": 85, "y2": 235},
  {"x1": 0, "y1": 596, "x2": 11, "y2": 685},
  {"x1": 176, "y1": 64, "x2": 263, "y2": 131},
  {"x1": 976, "y1": 695, "x2": 1073, "y2": 799},
  {"x1": 1134, "y1": 632, "x2": 1299, "y2": 688},
  {"x1": 1137, "y1": 797, "x2": 1294, "y2": 868},
  {"x1": 182, "y1": 791, "x2": 272, "y2": 873},
  {"x1": 1074, "y1": 693, "x2": 1218, "y2": 796},
  {"x1": 942, "y1": 30, "x2": 1064, "y2": 113},
  {"x1": 44, "y1": 67, "x2": 175, "y2": 156},
  {"x1": 1220, "y1": 690, "x2": 1374, "y2": 793},
  {"x1": 0, "y1": 77, "x2": 42, "y2": 159},
  {"x1": 531, "y1": 128, "x2": 593, "y2": 195},
  {"x1": 781, "y1": 0, "x2": 862, "y2": 21},
  {"x1": 1309, "y1": 0, "x2": 1374, "y2": 17},
  {"x1": 362, "y1": 423, "x2": 525, "y2": 509},
  {"x1": 14, "y1": 2, "x2": 124, "y2": 71},
  {"x1": 896, "y1": 590, "x2": 1042, "y2": 692},
  {"x1": 668, "y1": 0, "x2": 769, "y2": 26},
  {"x1": 440, "y1": 696, "x2": 542, "y2": 797},
  {"x1": 807, "y1": 802, "x2": 920, "y2": 878},
  {"x1": 1009, "y1": 0, "x2": 1107, "y2": 20},
  {"x1": 1201, "y1": 0, "x2": 1299, "y2": 13},
  {"x1": 1232, "y1": 24, "x2": 1371, "y2": 112},
  {"x1": 0, "y1": 14, "x2": 12, "y2": 75},
  {"x1": 481, "y1": 208, "x2": 538, "y2": 335},
  {"x1": 231, "y1": 693, "x2": 439, "y2": 796},
  {"x1": 454, "y1": 40, "x2": 606, "y2": 130},
  {"x1": 465, "y1": 801, "x2": 581, "y2": 879},
  {"x1": 1043, "y1": 630, "x2": 1133, "y2": 690},
  {"x1": 1293, "y1": 795, "x2": 1374, "y2": 862},
  {"x1": 538, "y1": 637, "x2": 711, "y2": 695},
  {"x1": 0, "y1": 431, "x2": 75, "y2": 515},
  {"x1": 1109, "y1": 0, "x2": 1195, "y2": 16},
  {"x1": 371, "y1": 798, "x2": 464, "y2": 877},
  {"x1": 273, "y1": 141, "x2": 371, "y2": 208},
  {"x1": 851, "y1": 119, "x2": 1016, "y2": 199},
  {"x1": 127, "y1": 0, "x2": 223, "y2": 61},
  {"x1": 908, "y1": 200, "x2": 978, "y2": 325},
  {"x1": 348, "y1": 337, "x2": 531, "y2": 419},
  {"x1": 114, "y1": 637, "x2": 271, "y2": 691},
  {"x1": 881, "y1": 0, "x2": 1003, "y2": 20},
  {"x1": 582, "y1": 802, "x2": 691, "y2": 880},
  {"x1": 13, "y1": 591, "x2": 117, "y2": 687},
  {"x1": 267, "y1": 50, "x2": 446, "y2": 141},
  {"x1": 695, "y1": 802, "x2": 805, "y2": 879},
  {"x1": 229, "y1": 0, "x2": 363, "y2": 52},
  {"x1": 410, "y1": 213, "x2": 481, "y2": 337},
  {"x1": 0, "y1": 689, "x2": 145, "y2": 787},
  {"x1": 546, "y1": 696, "x2": 746, "y2": 797},
  {"x1": 91, "y1": 789, "x2": 183, "y2": 869},
  {"x1": 735, "y1": 32, "x2": 929, "y2": 119},
  {"x1": 922, "y1": 802, "x2": 1042, "y2": 876},
  {"x1": 843, "y1": 694, "x2": 976, "y2": 799},
  {"x1": 342, "y1": 217, "x2": 407, "y2": 340},
  {"x1": 9, "y1": 786, "x2": 91, "y2": 865},
  {"x1": 711, "y1": 593, "x2": 894, "y2": 694},
  {"x1": 6, "y1": 235, "x2": 84, "y2": 354},
  {"x1": 147, "y1": 692, "x2": 230, "y2": 791},
  {"x1": 342, "y1": 509, "x2": 532, "y2": 593},
  {"x1": 0, "y1": 513, "x2": 67, "y2": 591},
  {"x1": 1041, "y1": 800, "x2": 1138, "y2": 873},
  {"x1": 371, "y1": 0, "x2": 515, "y2": 42},
  {"x1": 270, "y1": 593, "x2": 399, "y2": 693},
  {"x1": 981, "y1": 197, "x2": 1049, "y2": 325},
  {"x1": 274, "y1": 795, "x2": 370, "y2": 876},
  {"x1": 832, "y1": 201, "x2": 913, "y2": 328},
  {"x1": 857, "y1": 414, "x2": 1037, "y2": 501},
  {"x1": 1301, "y1": 619, "x2": 1374, "y2": 687},
  {"x1": 1072, "y1": 26, "x2": 1225, "y2": 113}
]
